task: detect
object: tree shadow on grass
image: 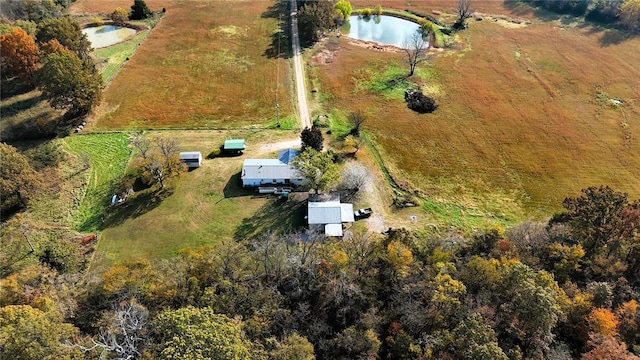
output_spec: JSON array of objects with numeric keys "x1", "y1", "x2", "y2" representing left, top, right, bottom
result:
[
  {"x1": 598, "y1": 29, "x2": 638, "y2": 47},
  {"x1": 262, "y1": 1, "x2": 292, "y2": 59},
  {"x1": 234, "y1": 197, "x2": 307, "y2": 241},
  {"x1": 101, "y1": 188, "x2": 174, "y2": 229}
]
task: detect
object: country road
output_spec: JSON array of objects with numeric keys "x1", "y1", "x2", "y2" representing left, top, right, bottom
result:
[{"x1": 289, "y1": 0, "x2": 312, "y2": 129}]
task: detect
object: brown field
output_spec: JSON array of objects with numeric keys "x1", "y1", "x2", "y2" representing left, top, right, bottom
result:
[
  {"x1": 316, "y1": 1, "x2": 640, "y2": 215},
  {"x1": 89, "y1": 0, "x2": 293, "y2": 130}
]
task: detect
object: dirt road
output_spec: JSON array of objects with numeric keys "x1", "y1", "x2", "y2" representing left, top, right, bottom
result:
[{"x1": 289, "y1": 0, "x2": 312, "y2": 129}]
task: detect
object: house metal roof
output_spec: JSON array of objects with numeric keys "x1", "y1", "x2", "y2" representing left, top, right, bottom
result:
[
  {"x1": 278, "y1": 148, "x2": 299, "y2": 164},
  {"x1": 241, "y1": 159, "x2": 301, "y2": 180},
  {"x1": 224, "y1": 139, "x2": 245, "y2": 150},
  {"x1": 179, "y1": 152, "x2": 202, "y2": 159},
  {"x1": 308, "y1": 201, "x2": 343, "y2": 224}
]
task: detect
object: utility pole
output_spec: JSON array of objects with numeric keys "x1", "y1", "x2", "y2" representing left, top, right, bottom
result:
[{"x1": 276, "y1": 13, "x2": 282, "y2": 128}]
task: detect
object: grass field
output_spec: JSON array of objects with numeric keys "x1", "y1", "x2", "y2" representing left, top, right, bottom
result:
[
  {"x1": 63, "y1": 133, "x2": 131, "y2": 232},
  {"x1": 90, "y1": 1, "x2": 293, "y2": 130},
  {"x1": 94, "y1": 30, "x2": 150, "y2": 83},
  {"x1": 315, "y1": 2, "x2": 640, "y2": 220},
  {"x1": 90, "y1": 129, "x2": 303, "y2": 271}
]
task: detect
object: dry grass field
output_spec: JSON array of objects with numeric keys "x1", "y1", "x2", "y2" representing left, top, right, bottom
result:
[
  {"x1": 88, "y1": 0, "x2": 293, "y2": 130},
  {"x1": 316, "y1": 1, "x2": 640, "y2": 217}
]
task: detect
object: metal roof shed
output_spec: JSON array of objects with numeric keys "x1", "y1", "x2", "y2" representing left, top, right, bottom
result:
[
  {"x1": 179, "y1": 151, "x2": 202, "y2": 168},
  {"x1": 224, "y1": 139, "x2": 245, "y2": 151},
  {"x1": 308, "y1": 201, "x2": 343, "y2": 224}
]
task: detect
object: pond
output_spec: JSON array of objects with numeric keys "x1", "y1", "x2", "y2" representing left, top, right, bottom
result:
[
  {"x1": 82, "y1": 25, "x2": 137, "y2": 48},
  {"x1": 342, "y1": 15, "x2": 423, "y2": 48}
]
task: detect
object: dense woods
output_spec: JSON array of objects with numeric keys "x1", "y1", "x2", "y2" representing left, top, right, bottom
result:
[{"x1": 1, "y1": 185, "x2": 639, "y2": 359}]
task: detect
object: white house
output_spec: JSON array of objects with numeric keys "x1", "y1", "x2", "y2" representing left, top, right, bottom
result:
[
  {"x1": 307, "y1": 195, "x2": 355, "y2": 237},
  {"x1": 179, "y1": 151, "x2": 202, "y2": 168},
  {"x1": 241, "y1": 148, "x2": 306, "y2": 187}
]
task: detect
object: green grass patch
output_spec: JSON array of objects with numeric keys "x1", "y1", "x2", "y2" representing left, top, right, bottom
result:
[
  {"x1": 63, "y1": 133, "x2": 131, "y2": 232},
  {"x1": 94, "y1": 30, "x2": 149, "y2": 83},
  {"x1": 353, "y1": 63, "x2": 414, "y2": 100},
  {"x1": 421, "y1": 197, "x2": 515, "y2": 231}
]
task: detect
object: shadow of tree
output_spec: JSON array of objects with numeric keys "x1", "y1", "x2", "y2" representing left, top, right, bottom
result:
[
  {"x1": 502, "y1": 0, "x2": 639, "y2": 46},
  {"x1": 101, "y1": 188, "x2": 174, "y2": 228},
  {"x1": 262, "y1": 0, "x2": 292, "y2": 59},
  {"x1": 234, "y1": 196, "x2": 307, "y2": 241},
  {"x1": 598, "y1": 29, "x2": 637, "y2": 46}
]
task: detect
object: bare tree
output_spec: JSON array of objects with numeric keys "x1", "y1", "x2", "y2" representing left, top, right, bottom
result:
[
  {"x1": 339, "y1": 161, "x2": 370, "y2": 200},
  {"x1": 455, "y1": 0, "x2": 473, "y2": 29},
  {"x1": 348, "y1": 110, "x2": 366, "y2": 136},
  {"x1": 402, "y1": 32, "x2": 429, "y2": 77},
  {"x1": 71, "y1": 300, "x2": 149, "y2": 360}
]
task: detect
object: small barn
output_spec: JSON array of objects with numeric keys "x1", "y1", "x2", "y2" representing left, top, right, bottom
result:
[
  {"x1": 223, "y1": 139, "x2": 245, "y2": 154},
  {"x1": 179, "y1": 151, "x2": 202, "y2": 168},
  {"x1": 241, "y1": 148, "x2": 306, "y2": 187}
]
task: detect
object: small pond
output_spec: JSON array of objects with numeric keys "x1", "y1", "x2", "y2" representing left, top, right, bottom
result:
[
  {"x1": 82, "y1": 25, "x2": 137, "y2": 48},
  {"x1": 342, "y1": 15, "x2": 423, "y2": 48}
]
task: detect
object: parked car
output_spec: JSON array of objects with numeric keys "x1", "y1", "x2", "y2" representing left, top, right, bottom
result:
[{"x1": 354, "y1": 207, "x2": 373, "y2": 219}]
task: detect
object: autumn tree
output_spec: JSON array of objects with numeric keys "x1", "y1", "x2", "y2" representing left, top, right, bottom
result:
[
  {"x1": 0, "y1": 143, "x2": 42, "y2": 214},
  {"x1": 153, "y1": 306, "x2": 252, "y2": 360},
  {"x1": 402, "y1": 32, "x2": 429, "y2": 77},
  {"x1": 290, "y1": 148, "x2": 339, "y2": 194},
  {"x1": 452, "y1": 313, "x2": 508, "y2": 360},
  {"x1": 37, "y1": 50, "x2": 103, "y2": 116},
  {"x1": 581, "y1": 333, "x2": 639, "y2": 360},
  {"x1": 0, "y1": 27, "x2": 39, "y2": 82},
  {"x1": 131, "y1": 134, "x2": 186, "y2": 189},
  {"x1": 129, "y1": 0, "x2": 153, "y2": 20},
  {"x1": 270, "y1": 333, "x2": 316, "y2": 360},
  {"x1": 587, "y1": 308, "x2": 619, "y2": 336},
  {"x1": 110, "y1": 7, "x2": 129, "y2": 24},
  {"x1": 0, "y1": 304, "x2": 80, "y2": 359},
  {"x1": 619, "y1": 0, "x2": 640, "y2": 30},
  {"x1": 36, "y1": 17, "x2": 91, "y2": 59},
  {"x1": 559, "y1": 186, "x2": 639, "y2": 264},
  {"x1": 301, "y1": 126, "x2": 324, "y2": 152},
  {"x1": 338, "y1": 161, "x2": 369, "y2": 198}
]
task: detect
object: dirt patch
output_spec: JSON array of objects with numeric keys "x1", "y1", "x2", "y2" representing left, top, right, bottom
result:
[{"x1": 473, "y1": 12, "x2": 531, "y2": 28}]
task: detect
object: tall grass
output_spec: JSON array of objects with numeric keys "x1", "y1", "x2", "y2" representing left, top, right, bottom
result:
[
  {"x1": 63, "y1": 133, "x2": 131, "y2": 231},
  {"x1": 94, "y1": 31, "x2": 150, "y2": 83}
]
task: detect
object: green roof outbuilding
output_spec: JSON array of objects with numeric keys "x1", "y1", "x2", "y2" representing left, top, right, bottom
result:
[{"x1": 224, "y1": 139, "x2": 245, "y2": 151}]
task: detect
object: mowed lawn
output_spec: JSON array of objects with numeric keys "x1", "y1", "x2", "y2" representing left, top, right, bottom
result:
[
  {"x1": 91, "y1": 0, "x2": 292, "y2": 130},
  {"x1": 317, "y1": 3, "x2": 640, "y2": 216},
  {"x1": 91, "y1": 130, "x2": 303, "y2": 271}
]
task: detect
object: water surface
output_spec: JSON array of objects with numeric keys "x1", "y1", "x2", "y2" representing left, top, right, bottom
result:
[
  {"x1": 83, "y1": 25, "x2": 137, "y2": 48},
  {"x1": 343, "y1": 15, "x2": 423, "y2": 48}
]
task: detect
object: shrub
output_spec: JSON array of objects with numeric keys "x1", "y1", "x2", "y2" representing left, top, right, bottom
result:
[
  {"x1": 26, "y1": 141, "x2": 66, "y2": 169},
  {"x1": 405, "y1": 90, "x2": 438, "y2": 113},
  {"x1": 92, "y1": 17, "x2": 104, "y2": 26},
  {"x1": 361, "y1": 8, "x2": 372, "y2": 17},
  {"x1": 207, "y1": 148, "x2": 221, "y2": 159},
  {"x1": 373, "y1": 5, "x2": 383, "y2": 16},
  {"x1": 111, "y1": 7, "x2": 128, "y2": 24}
]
